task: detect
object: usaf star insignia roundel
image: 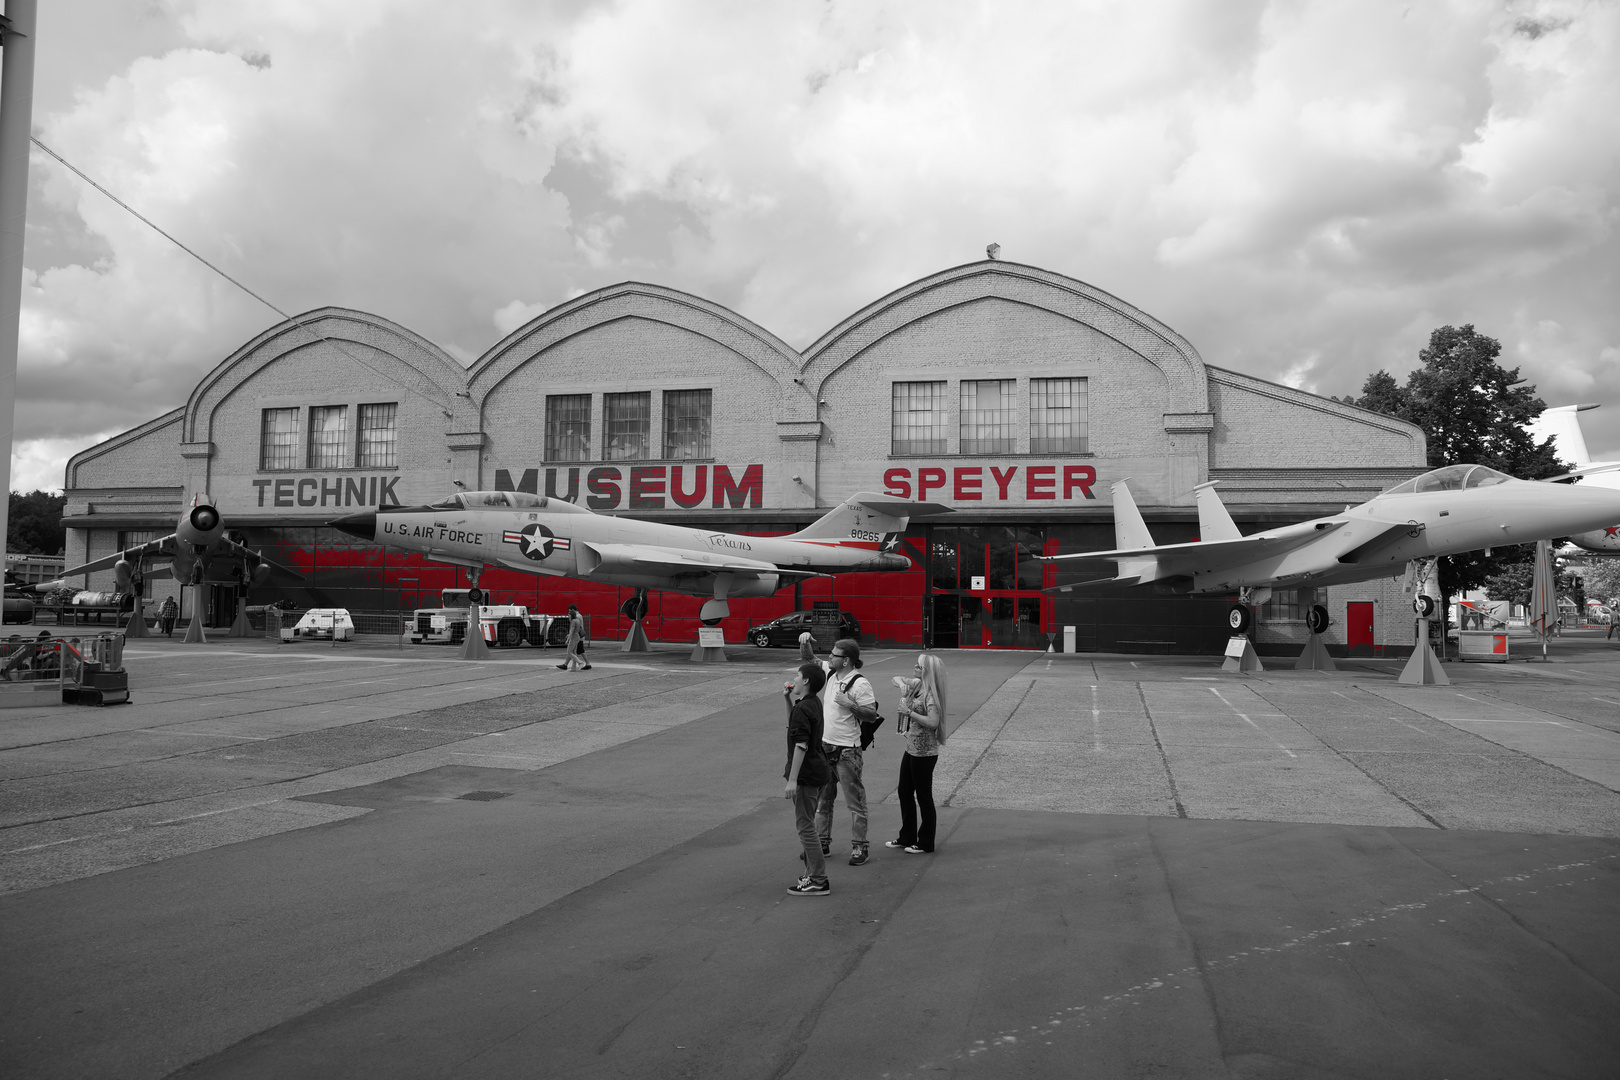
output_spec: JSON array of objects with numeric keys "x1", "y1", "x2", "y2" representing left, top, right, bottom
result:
[{"x1": 502, "y1": 523, "x2": 570, "y2": 561}]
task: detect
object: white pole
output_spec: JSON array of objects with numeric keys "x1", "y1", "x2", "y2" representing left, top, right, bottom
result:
[{"x1": 0, "y1": 1, "x2": 40, "y2": 575}]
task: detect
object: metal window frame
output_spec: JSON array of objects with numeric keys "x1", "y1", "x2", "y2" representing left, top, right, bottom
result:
[
  {"x1": 1029, "y1": 377, "x2": 1089, "y2": 455},
  {"x1": 892, "y1": 380, "x2": 948, "y2": 456},
  {"x1": 357, "y1": 402, "x2": 399, "y2": 469},
  {"x1": 544, "y1": 394, "x2": 592, "y2": 463},
  {"x1": 662, "y1": 388, "x2": 712, "y2": 460},
  {"x1": 603, "y1": 391, "x2": 652, "y2": 462},
  {"x1": 959, "y1": 379, "x2": 1016, "y2": 455},
  {"x1": 260, "y1": 407, "x2": 300, "y2": 470}
]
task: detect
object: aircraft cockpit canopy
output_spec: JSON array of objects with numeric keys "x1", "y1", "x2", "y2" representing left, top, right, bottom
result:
[
  {"x1": 1383, "y1": 464, "x2": 1514, "y2": 496},
  {"x1": 428, "y1": 491, "x2": 593, "y2": 514}
]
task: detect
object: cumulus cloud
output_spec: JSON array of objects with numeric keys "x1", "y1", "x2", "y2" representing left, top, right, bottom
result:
[{"x1": 15, "y1": 0, "x2": 1620, "y2": 486}]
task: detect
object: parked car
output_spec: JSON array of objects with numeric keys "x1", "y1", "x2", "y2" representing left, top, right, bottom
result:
[{"x1": 747, "y1": 610, "x2": 860, "y2": 648}]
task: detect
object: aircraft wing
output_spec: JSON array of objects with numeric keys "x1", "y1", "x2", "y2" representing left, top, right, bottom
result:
[
  {"x1": 1039, "y1": 518, "x2": 1351, "y2": 577},
  {"x1": 62, "y1": 533, "x2": 181, "y2": 577},
  {"x1": 216, "y1": 535, "x2": 306, "y2": 582},
  {"x1": 577, "y1": 542, "x2": 824, "y2": 579}
]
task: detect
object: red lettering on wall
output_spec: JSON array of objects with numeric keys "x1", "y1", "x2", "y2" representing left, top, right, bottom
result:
[
  {"x1": 917, "y1": 467, "x2": 947, "y2": 501},
  {"x1": 713, "y1": 464, "x2": 764, "y2": 508},
  {"x1": 586, "y1": 466, "x2": 622, "y2": 510},
  {"x1": 630, "y1": 466, "x2": 667, "y2": 509},
  {"x1": 953, "y1": 467, "x2": 982, "y2": 500},
  {"x1": 884, "y1": 468, "x2": 912, "y2": 499},
  {"x1": 1026, "y1": 466, "x2": 1055, "y2": 500},
  {"x1": 671, "y1": 465, "x2": 707, "y2": 508},
  {"x1": 1063, "y1": 464, "x2": 1096, "y2": 500},
  {"x1": 990, "y1": 466, "x2": 1017, "y2": 499}
]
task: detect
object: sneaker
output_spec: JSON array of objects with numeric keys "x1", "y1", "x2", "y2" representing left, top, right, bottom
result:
[
  {"x1": 905, "y1": 845, "x2": 930, "y2": 854},
  {"x1": 848, "y1": 848, "x2": 869, "y2": 866},
  {"x1": 787, "y1": 879, "x2": 830, "y2": 896},
  {"x1": 884, "y1": 840, "x2": 907, "y2": 849},
  {"x1": 581, "y1": 664, "x2": 592, "y2": 670},
  {"x1": 556, "y1": 664, "x2": 568, "y2": 670}
]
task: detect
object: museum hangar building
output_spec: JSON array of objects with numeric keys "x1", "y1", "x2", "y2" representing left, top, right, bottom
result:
[{"x1": 64, "y1": 259, "x2": 1427, "y2": 654}]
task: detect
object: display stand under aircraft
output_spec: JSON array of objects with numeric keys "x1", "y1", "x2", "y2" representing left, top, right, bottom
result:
[
  {"x1": 63, "y1": 500, "x2": 304, "y2": 642},
  {"x1": 1039, "y1": 464, "x2": 1620, "y2": 668},
  {"x1": 333, "y1": 488, "x2": 951, "y2": 658}
]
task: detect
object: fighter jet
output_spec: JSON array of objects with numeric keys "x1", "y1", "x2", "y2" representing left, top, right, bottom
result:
[
  {"x1": 62, "y1": 499, "x2": 303, "y2": 592},
  {"x1": 1529, "y1": 404, "x2": 1620, "y2": 553},
  {"x1": 332, "y1": 489, "x2": 949, "y2": 623},
  {"x1": 1039, "y1": 463, "x2": 1620, "y2": 628}
]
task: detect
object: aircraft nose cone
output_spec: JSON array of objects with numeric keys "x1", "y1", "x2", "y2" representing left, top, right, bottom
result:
[{"x1": 331, "y1": 511, "x2": 376, "y2": 541}]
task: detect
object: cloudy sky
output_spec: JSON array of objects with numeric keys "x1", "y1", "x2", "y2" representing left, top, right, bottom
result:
[{"x1": 8, "y1": 0, "x2": 1618, "y2": 491}]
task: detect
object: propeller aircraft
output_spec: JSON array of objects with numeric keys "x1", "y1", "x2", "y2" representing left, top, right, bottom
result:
[{"x1": 332, "y1": 489, "x2": 950, "y2": 624}]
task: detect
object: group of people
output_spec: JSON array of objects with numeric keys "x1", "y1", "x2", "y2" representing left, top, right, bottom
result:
[{"x1": 782, "y1": 635, "x2": 948, "y2": 897}]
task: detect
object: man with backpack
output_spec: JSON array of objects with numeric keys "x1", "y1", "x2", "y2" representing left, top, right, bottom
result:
[{"x1": 815, "y1": 638, "x2": 879, "y2": 866}]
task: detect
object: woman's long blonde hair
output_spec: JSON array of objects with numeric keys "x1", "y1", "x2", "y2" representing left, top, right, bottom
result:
[{"x1": 915, "y1": 652, "x2": 948, "y2": 744}]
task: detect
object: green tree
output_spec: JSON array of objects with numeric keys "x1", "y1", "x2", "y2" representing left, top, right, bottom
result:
[
  {"x1": 1349, "y1": 325, "x2": 1567, "y2": 613},
  {"x1": 7, "y1": 491, "x2": 67, "y2": 555}
]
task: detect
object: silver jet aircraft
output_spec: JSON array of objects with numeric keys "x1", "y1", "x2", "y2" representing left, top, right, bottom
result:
[
  {"x1": 1039, "y1": 463, "x2": 1620, "y2": 628},
  {"x1": 332, "y1": 489, "x2": 949, "y2": 623},
  {"x1": 64, "y1": 500, "x2": 303, "y2": 591}
]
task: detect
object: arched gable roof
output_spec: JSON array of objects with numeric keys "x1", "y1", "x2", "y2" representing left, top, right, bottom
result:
[
  {"x1": 800, "y1": 261, "x2": 1211, "y2": 422},
  {"x1": 66, "y1": 407, "x2": 184, "y2": 489},
  {"x1": 467, "y1": 282, "x2": 803, "y2": 416},
  {"x1": 184, "y1": 307, "x2": 467, "y2": 444}
]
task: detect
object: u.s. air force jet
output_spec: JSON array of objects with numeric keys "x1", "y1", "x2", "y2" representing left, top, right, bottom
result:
[
  {"x1": 332, "y1": 489, "x2": 950, "y2": 623},
  {"x1": 1038, "y1": 463, "x2": 1620, "y2": 626}
]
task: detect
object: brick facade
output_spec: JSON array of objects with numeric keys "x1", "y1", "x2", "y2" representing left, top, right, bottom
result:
[{"x1": 62, "y1": 260, "x2": 1428, "y2": 653}]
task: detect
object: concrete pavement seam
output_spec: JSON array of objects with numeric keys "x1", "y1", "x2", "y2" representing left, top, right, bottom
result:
[
  {"x1": 1139, "y1": 683, "x2": 1189, "y2": 819},
  {"x1": 941, "y1": 680, "x2": 1034, "y2": 809}
]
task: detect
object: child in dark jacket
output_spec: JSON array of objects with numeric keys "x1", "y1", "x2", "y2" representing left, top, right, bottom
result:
[{"x1": 784, "y1": 662, "x2": 831, "y2": 895}]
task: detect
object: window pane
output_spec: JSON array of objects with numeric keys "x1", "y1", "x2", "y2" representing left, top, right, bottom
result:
[
  {"x1": 545, "y1": 395, "x2": 592, "y2": 462},
  {"x1": 604, "y1": 392, "x2": 651, "y2": 461},
  {"x1": 358, "y1": 403, "x2": 398, "y2": 468},
  {"x1": 308, "y1": 405, "x2": 348, "y2": 470},
  {"x1": 1030, "y1": 377, "x2": 1088, "y2": 454},
  {"x1": 662, "y1": 389, "x2": 712, "y2": 459},
  {"x1": 960, "y1": 379, "x2": 1015, "y2": 455},
  {"x1": 892, "y1": 381, "x2": 947, "y2": 455},
  {"x1": 260, "y1": 408, "x2": 299, "y2": 470}
]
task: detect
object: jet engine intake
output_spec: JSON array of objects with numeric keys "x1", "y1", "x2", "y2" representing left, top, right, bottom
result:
[{"x1": 178, "y1": 503, "x2": 224, "y2": 547}]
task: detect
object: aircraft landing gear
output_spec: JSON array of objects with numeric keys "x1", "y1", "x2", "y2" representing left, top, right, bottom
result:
[
  {"x1": 621, "y1": 588, "x2": 652, "y2": 653},
  {"x1": 460, "y1": 567, "x2": 492, "y2": 661},
  {"x1": 1223, "y1": 587, "x2": 1264, "y2": 673},
  {"x1": 1399, "y1": 557, "x2": 1448, "y2": 685}
]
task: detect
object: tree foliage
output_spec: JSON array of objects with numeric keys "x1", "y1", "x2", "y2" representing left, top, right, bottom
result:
[
  {"x1": 8, "y1": 491, "x2": 67, "y2": 556},
  {"x1": 1348, "y1": 325, "x2": 1566, "y2": 601}
]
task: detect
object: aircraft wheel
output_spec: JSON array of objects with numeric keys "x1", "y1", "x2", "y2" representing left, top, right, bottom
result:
[
  {"x1": 753, "y1": 632, "x2": 771, "y2": 648},
  {"x1": 1227, "y1": 605, "x2": 1252, "y2": 634},
  {"x1": 468, "y1": 587, "x2": 484, "y2": 605},
  {"x1": 1305, "y1": 605, "x2": 1330, "y2": 634},
  {"x1": 498, "y1": 621, "x2": 524, "y2": 648},
  {"x1": 1413, "y1": 595, "x2": 1436, "y2": 618},
  {"x1": 701, "y1": 616, "x2": 724, "y2": 628}
]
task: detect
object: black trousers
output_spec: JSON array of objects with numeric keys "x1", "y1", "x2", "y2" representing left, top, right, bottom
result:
[{"x1": 896, "y1": 752, "x2": 938, "y2": 851}]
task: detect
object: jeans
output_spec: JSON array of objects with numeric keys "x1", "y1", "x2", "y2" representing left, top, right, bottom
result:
[
  {"x1": 897, "y1": 752, "x2": 938, "y2": 851},
  {"x1": 815, "y1": 745, "x2": 868, "y2": 850},
  {"x1": 794, "y1": 784, "x2": 826, "y2": 884}
]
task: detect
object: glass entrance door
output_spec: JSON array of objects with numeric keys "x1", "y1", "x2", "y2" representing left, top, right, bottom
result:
[{"x1": 927, "y1": 525, "x2": 1050, "y2": 649}]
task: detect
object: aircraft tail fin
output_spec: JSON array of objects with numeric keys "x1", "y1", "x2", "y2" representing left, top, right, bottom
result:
[
  {"x1": 788, "y1": 491, "x2": 952, "y2": 541},
  {"x1": 1192, "y1": 481, "x2": 1243, "y2": 543},
  {"x1": 1111, "y1": 480, "x2": 1155, "y2": 551},
  {"x1": 1529, "y1": 404, "x2": 1597, "y2": 466}
]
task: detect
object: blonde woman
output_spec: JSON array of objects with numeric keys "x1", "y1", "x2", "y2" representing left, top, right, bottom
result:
[{"x1": 887, "y1": 652, "x2": 947, "y2": 854}]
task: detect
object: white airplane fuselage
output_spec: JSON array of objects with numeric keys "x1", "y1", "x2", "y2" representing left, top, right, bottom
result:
[{"x1": 1047, "y1": 464, "x2": 1620, "y2": 595}]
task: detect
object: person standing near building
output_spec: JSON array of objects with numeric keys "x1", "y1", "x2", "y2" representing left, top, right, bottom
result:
[
  {"x1": 816, "y1": 638, "x2": 878, "y2": 866},
  {"x1": 159, "y1": 596, "x2": 178, "y2": 637},
  {"x1": 888, "y1": 653, "x2": 948, "y2": 854},
  {"x1": 784, "y1": 662, "x2": 832, "y2": 896},
  {"x1": 558, "y1": 605, "x2": 590, "y2": 671}
]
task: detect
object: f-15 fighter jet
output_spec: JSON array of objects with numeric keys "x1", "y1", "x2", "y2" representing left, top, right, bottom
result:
[
  {"x1": 332, "y1": 489, "x2": 950, "y2": 623},
  {"x1": 1039, "y1": 463, "x2": 1620, "y2": 627}
]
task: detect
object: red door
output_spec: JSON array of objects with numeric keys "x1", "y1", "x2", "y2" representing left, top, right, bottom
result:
[{"x1": 1346, "y1": 602, "x2": 1374, "y2": 654}]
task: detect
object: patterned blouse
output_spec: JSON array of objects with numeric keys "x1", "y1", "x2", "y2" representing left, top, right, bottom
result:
[{"x1": 899, "y1": 691, "x2": 942, "y2": 757}]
